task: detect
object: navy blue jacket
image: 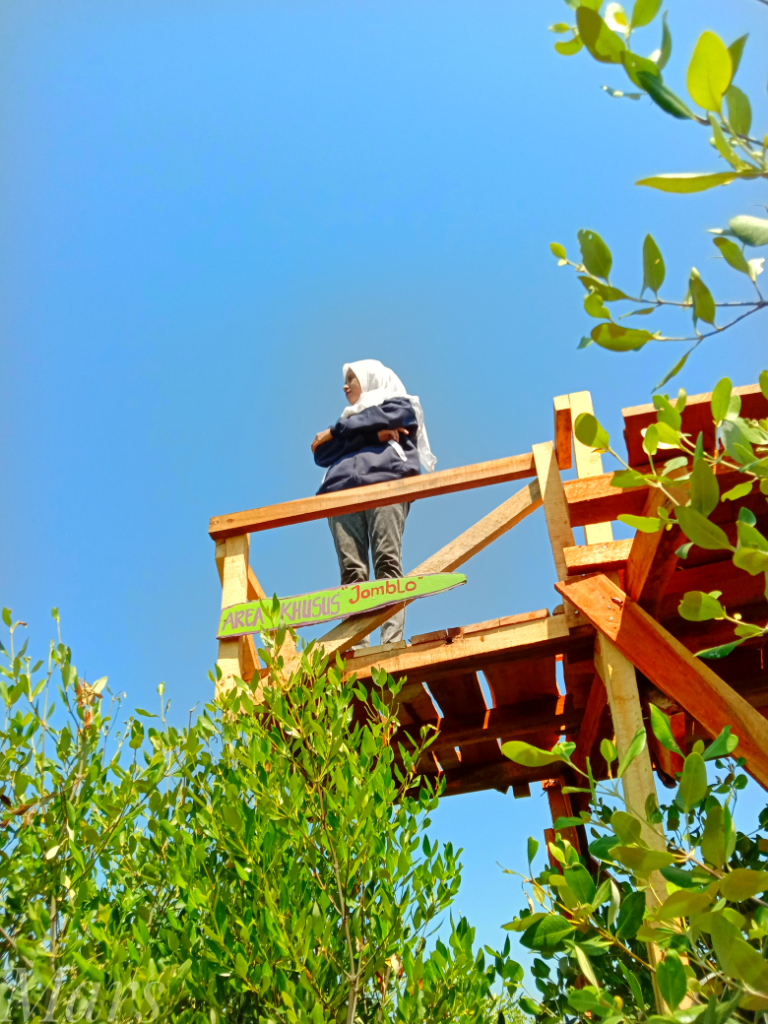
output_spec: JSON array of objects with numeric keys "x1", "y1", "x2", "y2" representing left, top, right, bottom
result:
[{"x1": 314, "y1": 397, "x2": 421, "y2": 494}]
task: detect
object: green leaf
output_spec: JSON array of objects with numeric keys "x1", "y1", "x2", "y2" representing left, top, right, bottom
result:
[
  {"x1": 687, "y1": 31, "x2": 732, "y2": 112},
  {"x1": 689, "y1": 269, "x2": 716, "y2": 325},
  {"x1": 584, "y1": 290, "x2": 613, "y2": 320},
  {"x1": 649, "y1": 705, "x2": 683, "y2": 756},
  {"x1": 613, "y1": 846, "x2": 674, "y2": 877},
  {"x1": 611, "y1": 810, "x2": 641, "y2": 843},
  {"x1": 578, "y1": 229, "x2": 613, "y2": 279},
  {"x1": 602, "y1": 85, "x2": 642, "y2": 100},
  {"x1": 657, "y1": 888, "x2": 715, "y2": 921},
  {"x1": 642, "y1": 234, "x2": 665, "y2": 295},
  {"x1": 675, "y1": 506, "x2": 732, "y2": 551},
  {"x1": 722, "y1": 480, "x2": 752, "y2": 501},
  {"x1": 564, "y1": 864, "x2": 597, "y2": 905},
  {"x1": 617, "y1": 727, "x2": 647, "y2": 778},
  {"x1": 653, "y1": 12, "x2": 671, "y2": 70},
  {"x1": 611, "y1": 468, "x2": 648, "y2": 488},
  {"x1": 727, "y1": 33, "x2": 748, "y2": 76},
  {"x1": 577, "y1": 7, "x2": 627, "y2": 63},
  {"x1": 573, "y1": 945, "x2": 599, "y2": 988},
  {"x1": 617, "y1": 513, "x2": 662, "y2": 533},
  {"x1": 621, "y1": 51, "x2": 660, "y2": 90},
  {"x1": 501, "y1": 741, "x2": 563, "y2": 767},
  {"x1": 728, "y1": 215, "x2": 768, "y2": 247},
  {"x1": 591, "y1": 323, "x2": 652, "y2": 351},
  {"x1": 636, "y1": 70, "x2": 694, "y2": 120},
  {"x1": 690, "y1": 458, "x2": 719, "y2": 517},
  {"x1": 679, "y1": 752, "x2": 707, "y2": 811},
  {"x1": 714, "y1": 236, "x2": 753, "y2": 276},
  {"x1": 528, "y1": 836, "x2": 539, "y2": 865},
  {"x1": 708, "y1": 115, "x2": 751, "y2": 171},
  {"x1": 520, "y1": 914, "x2": 576, "y2": 950},
  {"x1": 654, "y1": 350, "x2": 691, "y2": 392},
  {"x1": 720, "y1": 868, "x2": 768, "y2": 901},
  {"x1": 550, "y1": 242, "x2": 567, "y2": 259},
  {"x1": 761, "y1": 369, "x2": 768, "y2": 401},
  {"x1": 1, "y1": 608, "x2": 10, "y2": 627},
  {"x1": 725, "y1": 85, "x2": 752, "y2": 136},
  {"x1": 701, "y1": 805, "x2": 727, "y2": 868},
  {"x1": 678, "y1": 590, "x2": 725, "y2": 622},
  {"x1": 711, "y1": 377, "x2": 732, "y2": 423},
  {"x1": 601, "y1": 737, "x2": 617, "y2": 765},
  {"x1": 577, "y1": 275, "x2": 628, "y2": 301},
  {"x1": 574, "y1": 412, "x2": 610, "y2": 451},
  {"x1": 733, "y1": 546, "x2": 768, "y2": 574},
  {"x1": 615, "y1": 890, "x2": 646, "y2": 939},
  {"x1": 555, "y1": 35, "x2": 585, "y2": 56},
  {"x1": 697, "y1": 639, "x2": 744, "y2": 660},
  {"x1": 631, "y1": 0, "x2": 661, "y2": 29},
  {"x1": 637, "y1": 171, "x2": 738, "y2": 193},
  {"x1": 657, "y1": 950, "x2": 687, "y2": 1010}
]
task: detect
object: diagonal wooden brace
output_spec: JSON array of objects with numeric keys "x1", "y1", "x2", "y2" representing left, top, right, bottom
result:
[
  {"x1": 311, "y1": 479, "x2": 542, "y2": 660},
  {"x1": 556, "y1": 573, "x2": 768, "y2": 791}
]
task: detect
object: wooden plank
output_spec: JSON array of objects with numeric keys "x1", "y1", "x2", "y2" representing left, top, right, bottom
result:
[
  {"x1": 557, "y1": 573, "x2": 768, "y2": 791},
  {"x1": 564, "y1": 539, "x2": 632, "y2": 575},
  {"x1": 623, "y1": 383, "x2": 767, "y2": 469},
  {"x1": 533, "y1": 441, "x2": 579, "y2": 628},
  {"x1": 572, "y1": 674, "x2": 608, "y2": 772},
  {"x1": 442, "y1": 759, "x2": 564, "y2": 798},
  {"x1": 554, "y1": 394, "x2": 573, "y2": 471},
  {"x1": 209, "y1": 452, "x2": 537, "y2": 538},
  {"x1": 564, "y1": 465, "x2": 746, "y2": 528},
  {"x1": 216, "y1": 535, "x2": 249, "y2": 697},
  {"x1": 343, "y1": 613, "x2": 573, "y2": 680},
  {"x1": 624, "y1": 481, "x2": 687, "y2": 614},
  {"x1": 428, "y1": 671, "x2": 503, "y2": 765},
  {"x1": 569, "y1": 391, "x2": 614, "y2": 546},
  {"x1": 543, "y1": 779, "x2": 581, "y2": 852},
  {"x1": 314, "y1": 479, "x2": 543, "y2": 657}
]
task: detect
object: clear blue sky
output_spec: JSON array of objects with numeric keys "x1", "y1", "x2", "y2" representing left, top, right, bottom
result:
[{"x1": 2, "y1": 0, "x2": 767, "y2": 968}]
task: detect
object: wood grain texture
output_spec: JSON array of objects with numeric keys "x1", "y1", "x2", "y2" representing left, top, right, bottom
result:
[
  {"x1": 624, "y1": 482, "x2": 687, "y2": 613},
  {"x1": 342, "y1": 613, "x2": 572, "y2": 680},
  {"x1": 533, "y1": 441, "x2": 579, "y2": 628},
  {"x1": 569, "y1": 390, "x2": 614, "y2": 546},
  {"x1": 209, "y1": 452, "x2": 537, "y2": 538},
  {"x1": 313, "y1": 479, "x2": 543, "y2": 657},
  {"x1": 623, "y1": 383, "x2": 767, "y2": 469},
  {"x1": 216, "y1": 534, "x2": 249, "y2": 697},
  {"x1": 554, "y1": 394, "x2": 573, "y2": 471},
  {"x1": 572, "y1": 674, "x2": 608, "y2": 772},
  {"x1": 557, "y1": 573, "x2": 768, "y2": 791},
  {"x1": 564, "y1": 539, "x2": 632, "y2": 575}
]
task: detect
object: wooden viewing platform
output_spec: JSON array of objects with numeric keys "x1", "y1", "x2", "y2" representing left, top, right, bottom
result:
[{"x1": 210, "y1": 385, "x2": 768, "y2": 854}]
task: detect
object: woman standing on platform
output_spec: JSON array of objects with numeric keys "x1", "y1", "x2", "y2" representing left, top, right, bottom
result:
[{"x1": 311, "y1": 360, "x2": 436, "y2": 647}]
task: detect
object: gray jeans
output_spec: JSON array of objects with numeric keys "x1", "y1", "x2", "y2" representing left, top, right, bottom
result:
[{"x1": 328, "y1": 503, "x2": 410, "y2": 646}]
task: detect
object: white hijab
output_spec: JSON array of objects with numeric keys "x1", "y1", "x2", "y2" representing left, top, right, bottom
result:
[{"x1": 340, "y1": 359, "x2": 437, "y2": 472}]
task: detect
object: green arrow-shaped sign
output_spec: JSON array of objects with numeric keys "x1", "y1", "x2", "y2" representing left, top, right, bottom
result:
[{"x1": 217, "y1": 572, "x2": 466, "y2": 639}]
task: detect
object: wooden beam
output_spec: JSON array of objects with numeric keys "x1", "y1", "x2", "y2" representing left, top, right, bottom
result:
[
  {"x1": 623, "y1": 383, "x2": 767, "y2": 469},
  {"x1": 209, "y1": 452, "x2": 537, "y2": 538},
  {"x1": 554, "y1": 394, "x2": 573, "y2": 471},
  {"x1": 342, "y1": 613, "x2": 572, "y2": 680},
  {"x1": 533, "y1": 441, "x2": 579, "y2": 628},
  {"x1": 556, "y1": 573, "x2": 768, "y2": 791},
  {"x1": 216, "y1": 535, "x2": 249, "y2": 697},
  {"x1": 572, "y1": 674, "x2": 608, "y2": 772},
  {"x1": 314, "y1": 479, "x2": 543, "y2": 657},
  {"x1": 396, "y1": 693, "x2": 580, "y2": 750},
  {"x1": 442, "y1": 759, "x2": 564, "y2": 798},
  {"x1": 624, "y1": 481, "x2": 687, "y2": 615},
  {"x1": 564, "y1": 539, "x2": 632, "y2": 576},
  {"x1": 543, "y1": 778, "x2": 581, "y2": 852},
  {"x1": 569, "y1": 391, "x2": 613, "y2": 546}
]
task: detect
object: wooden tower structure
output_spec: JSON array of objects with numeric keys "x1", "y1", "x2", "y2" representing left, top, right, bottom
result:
[{"x1": 209, "y1": 383, "x2": 768, "y2": 852}]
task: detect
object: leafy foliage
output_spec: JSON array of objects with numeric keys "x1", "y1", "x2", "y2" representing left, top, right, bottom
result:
[
  {"x1": 0, "y1": 613, "x2": 520, "y2": 1022},
  {"x1": 501, "y1": 719, "x2": 768, "y2": 1023},
  {"x1": 547, "y1": 2, "x2": 767, "y2": 385}
]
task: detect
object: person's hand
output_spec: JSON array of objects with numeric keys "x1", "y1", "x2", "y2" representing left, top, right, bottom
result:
[
  {"x1": 378, "y1": 428, "x2": 409, "y2": 443},
  {"x1": 311, "y1": 428, "x2": 333, "y2": 452}
]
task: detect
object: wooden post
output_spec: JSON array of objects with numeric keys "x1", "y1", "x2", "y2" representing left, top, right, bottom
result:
[
  {"x1": 532, "y1": 441, "x2": 579, "y2": 628},
  {"x1": 216, "y1": 534, "x2": 250, "y2": 697},
  {"x1": 568, "y1": 391, "x2": 613, "y2": 546}
]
